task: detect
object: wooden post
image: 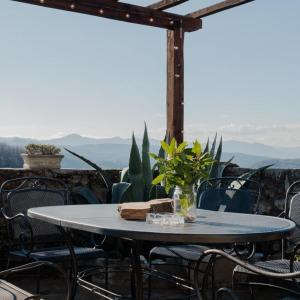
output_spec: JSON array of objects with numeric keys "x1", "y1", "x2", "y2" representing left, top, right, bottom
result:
[{"x1": 166, "y1": 27, "x2": 184, "y2": 143}]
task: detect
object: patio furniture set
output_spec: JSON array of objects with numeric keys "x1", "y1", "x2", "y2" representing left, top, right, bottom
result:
[{"x1": 0, "y1": 176, "x2": 300, "y2": 300}]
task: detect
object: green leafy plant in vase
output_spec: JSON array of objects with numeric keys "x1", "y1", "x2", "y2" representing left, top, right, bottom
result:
[{"x1": 151, "y1": 138, "x2": 214, "y2": 222}]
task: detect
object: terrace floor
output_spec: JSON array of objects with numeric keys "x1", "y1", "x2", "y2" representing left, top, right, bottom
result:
[{"x1": 7, "y1": 257, "x2": 283, "y2": 300}]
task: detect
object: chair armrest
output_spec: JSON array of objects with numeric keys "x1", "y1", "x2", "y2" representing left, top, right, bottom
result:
[
  {"x1": 195, "y1": 249, "x2": 300, "y2": 281},
  {"x1": 1, "y1": 207, "x2": 26, "y2": 222},
  {"x1": 1, "y1": 208, "x2": 34, "y2": 255},
  {"x1": 0, "y1": 261, "x2": 70, "y2": 300}
]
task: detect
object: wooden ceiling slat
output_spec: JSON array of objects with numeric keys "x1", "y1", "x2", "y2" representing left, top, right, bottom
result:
[
  {"x1": 148, "y1": 0, "x2": 189, "y2": 11},
  {"x1": 186, "y1": 0, "x2": 254, "y2": 19},
  {"x1": 12, "y1": 0, "x2": 201, "y2": 32}
]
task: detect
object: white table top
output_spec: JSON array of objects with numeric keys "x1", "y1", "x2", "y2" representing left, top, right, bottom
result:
[{"x1": 28, "y1": 204, "x2": 295, "y2": 244}]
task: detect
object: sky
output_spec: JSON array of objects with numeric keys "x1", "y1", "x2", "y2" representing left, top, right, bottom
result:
[{"x1": 0, "y1": 1, "x2": 300, "y2": 147}]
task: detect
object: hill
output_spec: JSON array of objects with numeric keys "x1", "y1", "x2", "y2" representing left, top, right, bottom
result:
[{"x1": 0, "y1": 134, "x2": 300, "y2": 169}]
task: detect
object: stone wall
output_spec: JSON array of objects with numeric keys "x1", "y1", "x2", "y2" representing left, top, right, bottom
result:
[
  {"x1": 0, "y1": 166, "x2": 299, "y2": 215},
  {"x1": 0, "y1": 168, "x2": 120, "y2": 205}
]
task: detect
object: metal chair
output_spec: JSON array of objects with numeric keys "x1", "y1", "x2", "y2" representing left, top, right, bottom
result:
[
  {"x1": 0, "y1": 177, "x2": 107, "y2": 296},
  {"x1": 232, "y1": 180, "x2": 300, "y2": 291},
  {"x1": 148, "y1": 177, "x2": 262, "y2": 299},
  {"x1": 0, "y1": 260, "x2": 70, "y2": 300},
  {"x1": 195, "y1": 249, "x2": 300, "y2": 300}
]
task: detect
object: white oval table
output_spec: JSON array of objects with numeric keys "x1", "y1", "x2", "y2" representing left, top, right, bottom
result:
[{"x1": 28, "y1": 204, "x2": 295, "y2": 300}]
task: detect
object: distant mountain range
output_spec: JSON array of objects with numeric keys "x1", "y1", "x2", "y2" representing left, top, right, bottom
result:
[{"x1": 0, "y1": 134, "x2": 300, "y2": 169}]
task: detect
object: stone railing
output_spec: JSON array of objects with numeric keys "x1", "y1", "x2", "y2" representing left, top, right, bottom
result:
[
  {"x1": 0, "y1": 166, "x2": 299, "y2": 215},
  {"x1": 0, "y1": 168, "x2": 120, "y2": 205}
]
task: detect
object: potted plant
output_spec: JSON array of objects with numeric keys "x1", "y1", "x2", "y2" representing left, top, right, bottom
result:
[
  {"x1": 151, "y1": 138, "x2": 214, "y2": 222},
  {"x1": 21, "y1": 144, "x2": 64, "y2": 169}
]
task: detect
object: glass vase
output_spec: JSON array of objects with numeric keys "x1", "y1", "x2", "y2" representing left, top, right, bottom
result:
[{"x1": 173, "y1": 184, "x2": 197, "y2": 222}]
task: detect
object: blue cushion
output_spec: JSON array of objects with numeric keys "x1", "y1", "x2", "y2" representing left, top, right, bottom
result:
[{"x1": 10, "y1": 246, "x2": 106, "y2": 262}]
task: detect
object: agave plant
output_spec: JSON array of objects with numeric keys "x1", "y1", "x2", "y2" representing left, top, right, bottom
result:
[
  {"x1": 64, "y1": 148, "x2": 112, "y2": 204},
  {"x1": 203, "y1": 134, "x2": 233, "y2": 181},
  {"x1": 65, "y1": 124, "x2": 161, "y2": 204},
  {"x1": 203, "y1": 133, "x2": 272, "y2": 186},
  {"x1": 112, "y1": 124, "x2": 153, "y2": 203}
]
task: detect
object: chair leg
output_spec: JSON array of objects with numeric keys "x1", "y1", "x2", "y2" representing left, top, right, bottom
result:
[
  {"x1": 57, "y1": 227, "x2": 78, "y2": 300},
  {"x1": 250, "y1": 285, "x2": 255, "y2": 300},
  {"x1": 36, "y1": 266, "x2": 41, "y2": 294},
  {"x1": 187, "y1": 261, "x2": 193, "y2": 299},
  {"x1": 130, "y1": 253, "x2": 137, "y2": 300},
  {"x1": 6, "y1": 257, "x2": 11, "y2": 270},
  {"x1": 105, "y1": 256, "x2": 109, "y2": 290},
  {"x1": 211, "y1": 261, "x2": 215, "y2": 300},
  {"x1": 147, "y1": 256, "x2": 152, "y2": 300}
]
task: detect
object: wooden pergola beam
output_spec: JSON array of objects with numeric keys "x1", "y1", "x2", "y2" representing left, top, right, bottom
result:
[
  {"x1": 148, "y1": 0, "x2": 189, "y2": 11},
  {"x1": 167, "y1": 28, "x2": 184, "y2": 143},
  {"x1": 186, "y1": 0, "x2": 254, "y2": 19},
  {"x1": 12, "y1": 0, "x2": 202, "y2": 32}
]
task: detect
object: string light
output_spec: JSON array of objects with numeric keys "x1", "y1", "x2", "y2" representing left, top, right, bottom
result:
[{"x1": 36, "y1": 1, "x2": 182, "y2": 30}]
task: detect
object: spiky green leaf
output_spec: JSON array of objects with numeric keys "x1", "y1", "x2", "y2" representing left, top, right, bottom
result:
[
  {"x1": 209, "y1": 137, "x2": 222, "y2": 179},
  {"x1": 72, "y1": 186, "x2": 102, "y2": 204},
  {"x1": 203, "y1": 138, "x2": 209, "y2": 154},
  {"x1": 142, "y1": 124, "x2": 153, "y2": 201},
  {"x1": 210, "y1": 133, "x2": 217, "y2": 157},
  {"x1": 111, "y1": 182, "x2": 131, "y2": 204},
  {"x1": 64, "y1": 147, "x2": 111, "y2": 189},
  {"x1": 120, "y1": 167, "x2": 129, "y2": 182},
  {"x1": 128, "y1": 133, "x2": 144, "y2": 202},
  {"x1": 239, "y1": 164, "x2": 273, "y2": 181}
]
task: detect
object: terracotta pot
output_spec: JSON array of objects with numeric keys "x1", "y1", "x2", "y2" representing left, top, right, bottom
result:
[{"x1": 21, "y1": 154, "x2": 64, "y2": 169}]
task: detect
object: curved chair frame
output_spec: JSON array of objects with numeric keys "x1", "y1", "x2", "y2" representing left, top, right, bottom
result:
[
  {"x1": 194, "y1": 248, "x2": 300, "y2": 300},
  {"x1": 0, "y1": 260, "x2": 70, "y2": 300}
]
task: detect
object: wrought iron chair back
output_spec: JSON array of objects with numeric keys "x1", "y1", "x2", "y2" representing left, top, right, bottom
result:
[
  {"x1": 284, "y1": 181, "x2": 300, "y2": 216},
  {"x1": 288, "y1": 194, "x2": 300, "y2": 246},
  {"x1": 284, "y1": 182, "x2": 300, "y2": 253},
  {"x1": 1, "y1": 177, "x2": 69, "y2": 252},
  {"x1": 197, "y1": 177, "x2": 261, "y2": 214}
]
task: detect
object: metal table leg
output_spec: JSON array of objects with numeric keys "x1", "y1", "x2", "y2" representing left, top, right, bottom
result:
[
  {"x1": 58, "y1": 226, "x2": 78, "y2": 300},
  {"x1": 130, "y1": 240, "x2": 144, "y2": 300}
]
